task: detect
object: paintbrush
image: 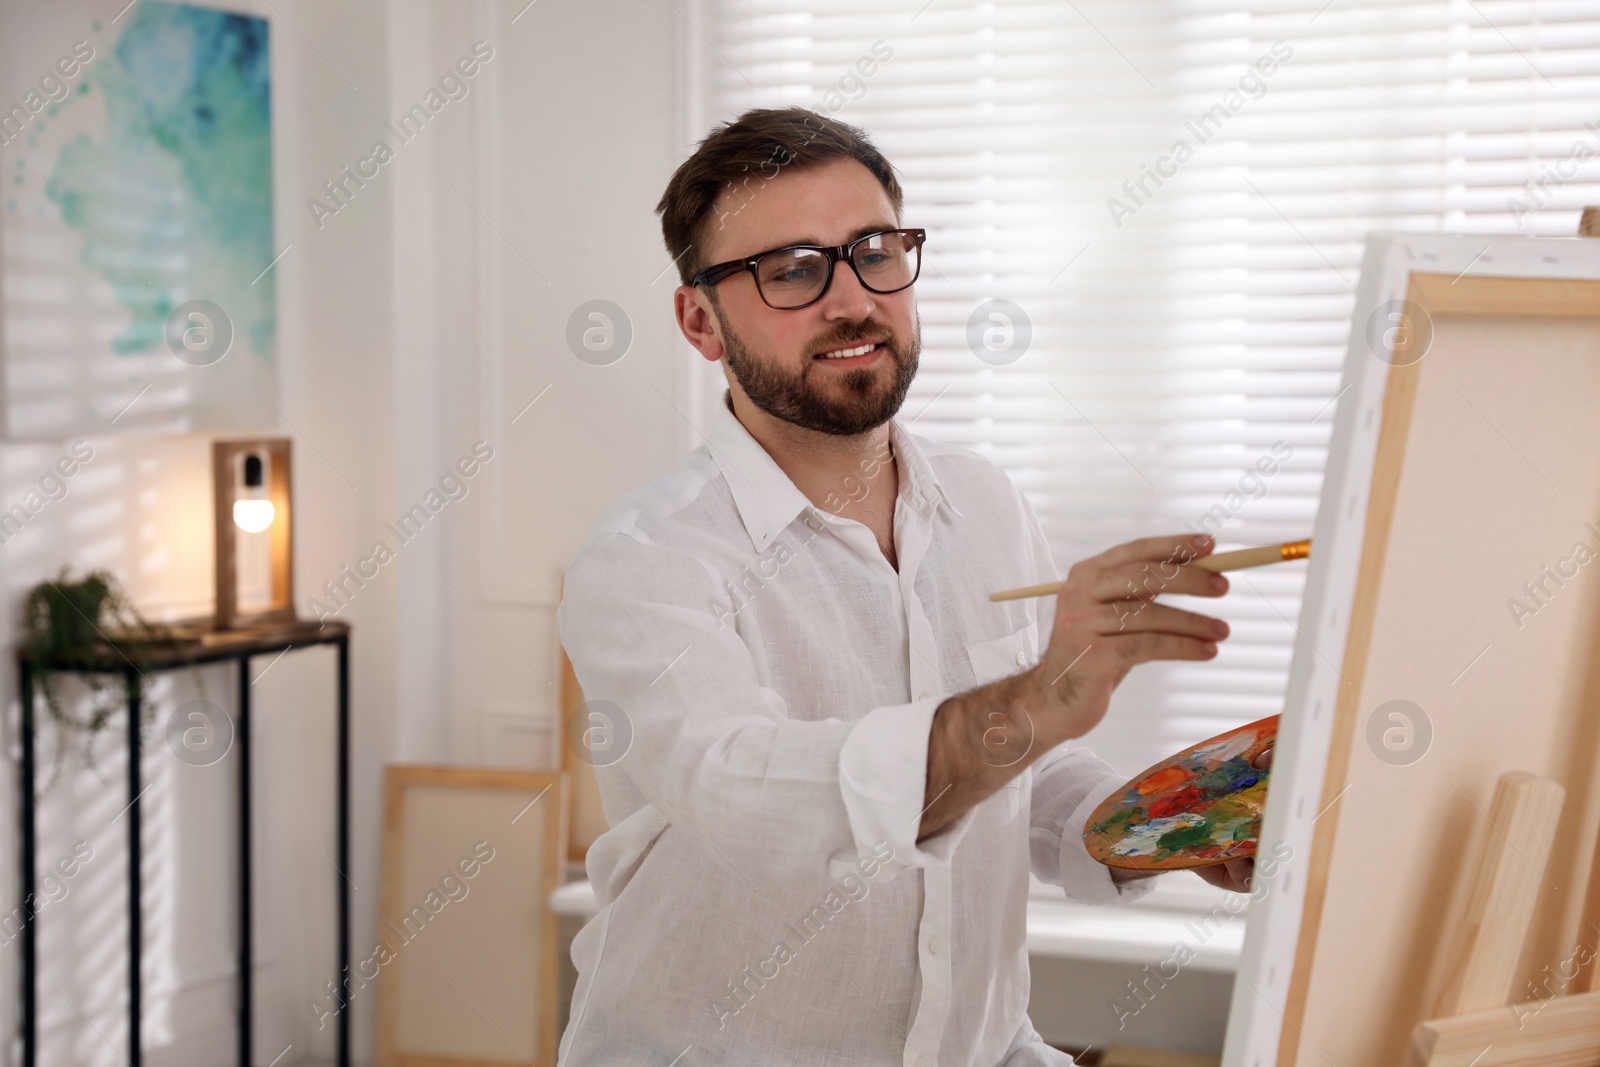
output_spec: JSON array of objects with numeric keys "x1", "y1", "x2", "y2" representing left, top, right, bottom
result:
[{"x1": 989, "y1": 538, "x2": 1311, "y2": 602}]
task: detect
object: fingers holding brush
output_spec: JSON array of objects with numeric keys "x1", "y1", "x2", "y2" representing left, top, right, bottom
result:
[{"x1": 991, "y1": 536, "x2": 1310, "y2": 603}]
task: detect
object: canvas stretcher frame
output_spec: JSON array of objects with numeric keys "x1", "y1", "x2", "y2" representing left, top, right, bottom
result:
[
  {"x1": 375, "y1": 765, "x2": 568, "y2": 1067},
  {"x1": 558, "y1": 645, "x2": 609, "y2": 863},
  {"x1": 556, "y1": 571, "x2": 609, "y2": 863}
]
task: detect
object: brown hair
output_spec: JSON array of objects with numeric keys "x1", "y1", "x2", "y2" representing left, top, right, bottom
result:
[{"x1": 655, "y1": 107, "x2": 904, "y2": 287}]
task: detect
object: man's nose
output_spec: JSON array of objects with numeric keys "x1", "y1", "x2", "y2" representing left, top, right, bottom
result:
[{"x1": 817, "y1": 259, "x2": 878, "y2": 321}]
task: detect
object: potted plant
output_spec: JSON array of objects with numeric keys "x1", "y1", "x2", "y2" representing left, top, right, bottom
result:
[{"x1": 22, "y1": 569, "x2": 204, "y2": 791}]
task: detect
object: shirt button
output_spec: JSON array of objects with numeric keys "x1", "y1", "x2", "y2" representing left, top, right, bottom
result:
[
  {"x1": 1015, "y1": 650, "x2": 1028, "y2": 667},
  {"x1": 927, "y1": 935, "x2": 942, "y2": 955},
  {"x1": 917, "y1": 691, "x2": 930, "y2": 700}
]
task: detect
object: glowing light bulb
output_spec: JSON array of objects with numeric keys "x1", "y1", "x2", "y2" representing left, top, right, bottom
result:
[{"x1": 233, "y1": 498, "x2": 275, "y2": 532}]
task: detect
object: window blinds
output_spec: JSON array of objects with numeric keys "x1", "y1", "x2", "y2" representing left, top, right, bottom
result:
[{"x1": 691, "y1": 0, "x2": 1600, "y2": 775}]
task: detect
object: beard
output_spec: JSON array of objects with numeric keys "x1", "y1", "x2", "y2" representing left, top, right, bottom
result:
[{"x1": 717, "y1": 307, "x2": 920, "y2": 437}]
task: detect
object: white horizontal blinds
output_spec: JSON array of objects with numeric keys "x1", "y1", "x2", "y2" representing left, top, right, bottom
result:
[{"x1": 698, "y1": 1, "x2": 1600, "y2": 773}]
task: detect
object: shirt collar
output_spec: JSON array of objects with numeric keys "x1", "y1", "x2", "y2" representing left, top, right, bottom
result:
[{"x1": 708, "y1": 390, "x2": 965, "y2": 554}]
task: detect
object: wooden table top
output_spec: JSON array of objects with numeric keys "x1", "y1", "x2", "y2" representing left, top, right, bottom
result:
[{"x1": 16, "y1": 615, "x2": 350, "y2": 670}]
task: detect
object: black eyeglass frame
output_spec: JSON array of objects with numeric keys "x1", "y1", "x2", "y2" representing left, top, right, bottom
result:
[{"x1": 690, "y1": 227, "x2": 927, "y2": 310}]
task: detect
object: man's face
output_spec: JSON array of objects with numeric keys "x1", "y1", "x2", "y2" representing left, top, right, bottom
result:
[{"x1": 683, "y1": 157, "x2": 920, "y2": 437}]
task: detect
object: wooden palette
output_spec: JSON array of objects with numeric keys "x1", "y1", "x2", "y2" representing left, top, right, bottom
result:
[{"x1": 1083, "y1": 715, "x2": 1277, "y2": 870}]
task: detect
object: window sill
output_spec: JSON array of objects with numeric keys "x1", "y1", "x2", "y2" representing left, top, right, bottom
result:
[{"x1": 548, "y1": 876, "x2": 1244, "y2": 972}]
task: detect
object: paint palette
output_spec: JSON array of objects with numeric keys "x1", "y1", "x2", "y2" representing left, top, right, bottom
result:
[{"x1": 1083, "y1": 714, "x2": 1277, "y2": 870}]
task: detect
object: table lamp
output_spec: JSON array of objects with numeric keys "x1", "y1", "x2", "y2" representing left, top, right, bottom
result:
[{"x1": 212, "y1": 438, "x2": 295, "y2": 629}]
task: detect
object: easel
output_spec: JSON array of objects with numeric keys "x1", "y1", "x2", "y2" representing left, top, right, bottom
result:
[
  {"x1": 1407, "y1": 208, "x2": 1600, "y2": 1067},
  {"x1": 1410, "y1": 772, "x2": 1600, "y2": 1066},
  {"x1": 1222, "y1": 209, "x2": 1600, "y2": 1066}
]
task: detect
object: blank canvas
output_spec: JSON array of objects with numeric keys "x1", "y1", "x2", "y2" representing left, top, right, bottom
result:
[
  {"x1": 1223, "y1": 238, "x2": 1600, "y2": 1066},
  {"x1": 376, "y1": 765, "x2": 566, "y2": 1067}
]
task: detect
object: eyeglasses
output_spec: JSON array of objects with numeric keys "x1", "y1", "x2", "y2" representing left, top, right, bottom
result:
[{"x1": 691, "y1": 228, "x2": 926, "y2": 310}]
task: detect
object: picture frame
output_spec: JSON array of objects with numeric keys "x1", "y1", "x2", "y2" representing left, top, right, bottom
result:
[{"x1": 0, "y1": 0, "x2": 280, "y2": 440}]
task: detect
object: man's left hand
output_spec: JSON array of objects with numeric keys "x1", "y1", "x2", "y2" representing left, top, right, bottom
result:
[{"x1": 1194, "y1": 746, "x2": 1273, "y2": 894}]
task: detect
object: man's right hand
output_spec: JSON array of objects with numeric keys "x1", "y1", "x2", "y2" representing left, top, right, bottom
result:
[
  {"x1": 1028, "y1": 532, "x2": 1232, "y2": 747},
  {"x1": 919, "y1": 533, "x2": 1232, "y2": 842}
]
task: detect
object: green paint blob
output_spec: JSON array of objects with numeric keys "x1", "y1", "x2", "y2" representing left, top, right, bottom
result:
[{"x1": 1155, "y1": 819, "x2": 1214, "y2": 855}]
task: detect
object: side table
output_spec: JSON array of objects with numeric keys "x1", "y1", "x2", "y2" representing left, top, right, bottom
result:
[{"x1": 14, "y1": 617, "x2": 352, "y2": 1067}]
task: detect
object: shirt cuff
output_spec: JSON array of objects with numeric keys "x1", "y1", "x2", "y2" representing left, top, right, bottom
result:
[
  {"x1": 1058, "y1": 771, "x2": 1162, "y2": 906},
  {"x1": 833, "y1": 696, "x2": 973, "y2": 883}
]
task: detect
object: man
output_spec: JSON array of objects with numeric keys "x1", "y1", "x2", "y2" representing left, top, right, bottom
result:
[{"x1": 558, "y1": 107, "x2": 1261, "y2": 1066}]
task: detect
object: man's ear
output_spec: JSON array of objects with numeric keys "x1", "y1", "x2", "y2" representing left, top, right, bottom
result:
[{"x1": 675, "y1": 285, "x2": 725, "y2": 363}]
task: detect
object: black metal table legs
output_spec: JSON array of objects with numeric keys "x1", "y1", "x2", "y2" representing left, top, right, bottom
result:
[
  {"x1": 15, "y1": 632, "x2": 351, "y2": 1067},
  {"x1": 336, "y1": 634, "x2": 351, "y2": 1067},
  {"x1": 126, "y1": 667, "x2": 142, "y2": 1065},
  {"x1": 238, "y1": 657, "x2": 253, "y2": 1067},
  {"x1": 18, "y1": 660, "x2": 34, "y2": 1067}
]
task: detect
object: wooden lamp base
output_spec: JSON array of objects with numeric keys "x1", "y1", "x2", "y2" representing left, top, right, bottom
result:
[{"x1": 213, "y1": 437, "x2": 295, "y2": 631}]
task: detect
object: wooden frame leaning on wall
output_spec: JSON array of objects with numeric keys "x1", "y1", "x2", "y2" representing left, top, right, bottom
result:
[{"x1": 376, "y1": 765, "x2": 568, "y2": 1067}]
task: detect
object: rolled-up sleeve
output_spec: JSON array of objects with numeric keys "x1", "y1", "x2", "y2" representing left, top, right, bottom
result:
[
  {"x1": 1028, "y1": 742, "x2": 1160, "y2": 906},
  {"x1": 837, "y1": 698, "x2": 976, "y2": 877},
  {"x1": 559, "y1": 531, "x2": 968, "y2": 889}
]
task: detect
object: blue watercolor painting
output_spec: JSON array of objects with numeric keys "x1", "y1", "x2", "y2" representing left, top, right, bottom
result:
[{"x1": 2, "y1": 1, "x2": 276, "y2": 437}]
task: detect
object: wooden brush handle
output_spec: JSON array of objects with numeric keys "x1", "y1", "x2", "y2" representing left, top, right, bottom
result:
[
  {"x1": 1193, "y1": 540, "x2": 1308, "y2": 572},
  {"x1": 989, "y1": 539, "x2": 1310, "y2": 602}
]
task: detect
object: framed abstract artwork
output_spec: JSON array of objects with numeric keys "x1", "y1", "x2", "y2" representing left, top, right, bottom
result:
[{"x1": 0, "y1": 0, "x2": 279, "y2": 438}]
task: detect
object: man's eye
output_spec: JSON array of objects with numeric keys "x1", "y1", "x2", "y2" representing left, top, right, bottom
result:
[{"x1": 767, "y1": 263, "x2": 818, "y2": 285}]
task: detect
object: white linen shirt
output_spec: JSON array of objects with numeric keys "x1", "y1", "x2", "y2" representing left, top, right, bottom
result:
[{"x1": 556, "y1": 391, "x2": 1156, "y2": 1067}]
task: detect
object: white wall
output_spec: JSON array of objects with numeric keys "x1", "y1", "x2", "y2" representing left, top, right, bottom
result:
[
  {"x1": 429, "y1": 0, "x2": 686, "y2": 769},
  {"x1": 0, "y1": 0, "x2": 400, "y2": 1062}
]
